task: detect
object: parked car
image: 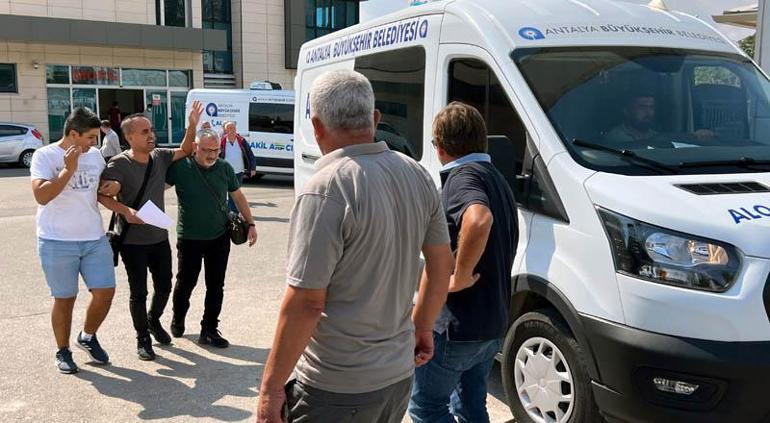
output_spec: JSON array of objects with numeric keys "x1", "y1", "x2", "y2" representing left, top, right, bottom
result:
[{"x1": 0, "y1": 123, "x2": 44, "y2": 168}]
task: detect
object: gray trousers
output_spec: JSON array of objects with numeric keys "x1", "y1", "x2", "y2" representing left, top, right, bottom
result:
[{"x1": 286, "y1": 376, "x2": 413, "y2": 423}]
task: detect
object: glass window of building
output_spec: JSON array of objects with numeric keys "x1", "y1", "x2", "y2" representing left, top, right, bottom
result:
[
  {"x1": 122, "y1": 69, "x2": 167, "y2": 87},
  {"x1": 169, "y1": 70, "x2": 192, "y2": 87},
  {"x1": 0, "y1": 64, "x2": 18, "y2": 93},
  {"x1": 203, "y1": 0, "x2": 233, "y2": 74},
  {"x1": 305, "y1": 0, "x2": 358, "y2": 40},
  {"x1": 46, "y1": 65, "x2": 69, "y2": 85},
  {"x1": 47, "y1": 88, "x2": 71, "y2": 140},
  {"x1": 156, "y1": 0, "x2": 188, "y2": 27},
  {"x1": 354, "y1": 47, "x2": 426, "y2": 160}
]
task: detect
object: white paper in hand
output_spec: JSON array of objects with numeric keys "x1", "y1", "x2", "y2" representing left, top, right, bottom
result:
[{"x1": 136, "y1": 200, "x2": 174, "y2": 230}]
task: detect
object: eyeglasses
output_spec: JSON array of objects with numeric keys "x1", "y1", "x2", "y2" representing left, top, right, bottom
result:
[{"x1": 200, "y1": 148, "x2": 221, "y2": 154}]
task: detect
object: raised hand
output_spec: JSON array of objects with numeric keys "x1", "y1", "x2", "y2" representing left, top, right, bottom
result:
[
  {"x1": 188, "y1": 100, "x2": 204, "y2": 129},
  {"x1": 63, "y1": 146, "x2": 81, "y2": 172}
]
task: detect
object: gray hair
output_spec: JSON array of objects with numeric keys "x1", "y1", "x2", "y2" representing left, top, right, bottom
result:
[
  {"x1": 310, "y1": 69, "x2": 375, "y2": 130},
  {"x1": 195, "y1": 128, "x2": 219, "y2": 143}
]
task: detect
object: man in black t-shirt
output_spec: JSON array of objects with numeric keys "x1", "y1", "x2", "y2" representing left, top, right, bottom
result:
[{"x1": 409, "y1": 102, "x2": 518, "y2": 423}]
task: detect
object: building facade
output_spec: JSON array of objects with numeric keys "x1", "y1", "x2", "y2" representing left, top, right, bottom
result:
[{"x1": 0, "y1": 0, "x2": 363, "y2": 142}]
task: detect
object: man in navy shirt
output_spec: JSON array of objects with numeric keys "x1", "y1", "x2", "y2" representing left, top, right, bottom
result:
[{"x1": 409, "y1": 102, "x2": 518, "y2": 423}]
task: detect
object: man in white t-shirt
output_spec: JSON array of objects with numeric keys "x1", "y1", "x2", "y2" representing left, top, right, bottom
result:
[
  {"x1": 100, "y1": 120, "x2": 122, "y2": 161},
  {"x1": 30, "y1": 107, "x2": 116, "y2": 375}
]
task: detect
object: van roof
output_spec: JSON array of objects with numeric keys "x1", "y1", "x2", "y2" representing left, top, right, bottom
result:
[
  {"x1": 300, "y1": 0, "x2": 741, "y2": 64},
  {"x1": 187, "y1": 88, "x2": 295, "y2": 103}
]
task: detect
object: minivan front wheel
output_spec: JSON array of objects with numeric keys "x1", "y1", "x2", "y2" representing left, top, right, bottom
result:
[
  {"x1": 501, "y1": 310, "x2": 600, "y2": 423},
  {"x1": 19, "y1": 150, "x2": 34, "y2": 168}
]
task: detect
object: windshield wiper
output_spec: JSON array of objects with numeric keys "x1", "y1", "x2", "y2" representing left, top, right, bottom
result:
[
  {"x1": 572, "y1": 139, "x2": 678, "y2": 175},
  {"x1": 679, "y1": 157, "x2": 770, "y2": 170}
]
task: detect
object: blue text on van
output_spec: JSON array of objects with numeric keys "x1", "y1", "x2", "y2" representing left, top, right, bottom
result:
[{"x1": 729, "y1": 205, "x2": 770, "y2": 224}]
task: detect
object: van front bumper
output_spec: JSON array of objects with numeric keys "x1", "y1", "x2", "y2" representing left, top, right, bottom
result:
[{"x1": 582, "y1": 314, "x2": 770, "y2": 423}]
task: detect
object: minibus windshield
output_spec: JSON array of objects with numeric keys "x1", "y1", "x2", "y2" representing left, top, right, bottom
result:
[{"x1": 514, "y1": 47, "x2": 770, "y2": 175}]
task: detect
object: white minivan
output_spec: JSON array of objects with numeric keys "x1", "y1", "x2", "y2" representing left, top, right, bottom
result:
[
  {"x1": 186, "y1": 87, "x2": 295, "y2": 177},
  {"x1": 294, "y1": 1, "x2": 770, "y2": 422}
]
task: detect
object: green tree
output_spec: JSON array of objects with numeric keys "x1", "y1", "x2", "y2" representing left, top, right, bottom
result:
[{"x1": 740, "y1": 34, "x2": 756, "y2": 58}]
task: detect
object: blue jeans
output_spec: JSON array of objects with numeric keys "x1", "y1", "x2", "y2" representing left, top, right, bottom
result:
[
  {"x1": 227, "y1": 172, "x2": 245, "y2": 213},
  {"x1": 409, "y1": 331, "x2": 502, "y2": 423}
]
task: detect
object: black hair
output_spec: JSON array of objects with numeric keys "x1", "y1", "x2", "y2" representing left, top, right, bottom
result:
[{"x1": 64, "y1": 107, "x2": 101, "y2": 137}]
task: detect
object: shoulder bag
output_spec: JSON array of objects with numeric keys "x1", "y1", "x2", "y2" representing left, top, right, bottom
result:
[
  {"x1": 190, "y1": 157, "x2": 249, "y2": 245},
  {"x1": 106, "y1": 155, "x2": 154, "y2": 266}
]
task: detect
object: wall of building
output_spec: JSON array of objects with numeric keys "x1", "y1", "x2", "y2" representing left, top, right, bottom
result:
[
  {"x1": 0, "y1": 0, "x2": 202, "y2": 28},
  {"x1": 0, "y1": 41, "x2": 203, "y2": 139},
  {"x1": 236, "y1": 0, "x2": 296, "y2": 89}
]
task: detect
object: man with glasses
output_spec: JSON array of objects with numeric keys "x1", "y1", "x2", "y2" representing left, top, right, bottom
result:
[
  {"x1": 97, "y1": 101, "x2": 203, "y2": 361},
  {"x1": 166, "y1": 128, "x2": 257, "y2": 348}
]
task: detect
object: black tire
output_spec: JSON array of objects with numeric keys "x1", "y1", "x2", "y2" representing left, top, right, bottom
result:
[
  {"x1": 501, "y1": 309, "x2": 601, "y2": 423},
  {"x1": 18, "y1": 149, "x2": 34, "y2": 168}
]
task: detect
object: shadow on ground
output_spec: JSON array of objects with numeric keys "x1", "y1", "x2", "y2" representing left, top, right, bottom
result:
[
  {"x1": 0, "y1": 166, "x2": 29, "y2": 177},
  {"x1": 244, "y1": 176, "x2": 293, "y2": 190},
  {"x1": 76, "y1": 343, "x2": 269, "y2": 421}
]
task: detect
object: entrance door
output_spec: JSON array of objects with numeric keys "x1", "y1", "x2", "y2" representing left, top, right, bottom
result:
[
  {"x1": 170, "y1": 92, "x2": 187, "y2": 144},
  {"x1": 146, "y1": 91, "x2": 169, "y2": 145}
]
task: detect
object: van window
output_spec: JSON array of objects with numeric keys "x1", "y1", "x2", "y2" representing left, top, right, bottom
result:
[
  {"x1": 515, "y1": 47, "x2": 770, "y2": 175},
  {"x1": 355, "y1": 47, "x2": 425, "y2": 160},
  {"x1": 448, "y1": 59, "x2": 528, "y2": 201},
  {"x1": 249, "y1": 103, "x2": 294, "y2": 134}
]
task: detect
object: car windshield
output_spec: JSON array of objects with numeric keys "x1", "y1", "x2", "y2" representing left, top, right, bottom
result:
[{"x1": 514, "y1": 47, "x2": 770, "y2": 175}]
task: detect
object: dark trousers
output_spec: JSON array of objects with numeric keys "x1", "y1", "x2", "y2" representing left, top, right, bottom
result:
[
  {"x1": 120, "y1": 240, "x2": 173, "y2": 337},
  {"x1": 286, "y1": 377, "x2": 412, "y2": 423},
  {"x1": 172, "y1": 233, "x2": 231, "y2": 330}
]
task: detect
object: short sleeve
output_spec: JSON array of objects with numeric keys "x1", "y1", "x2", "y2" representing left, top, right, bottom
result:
[
  {"x1": 224, "y1": 162, "x2": 240, "y2": 192},
  {"x1": 166, "y1": 160, "x2": 180, "y2": 186},
  {"x1": 29, "y1": 149, "x2": 53, "y2": 181},
  {"x1": 445, "y1": 169, "x2": 490, "y2": 226},
  {"x1": 285, "y1": 193, "x2": 346, "y2": 290},
  {"x1": 101, "y1": 157, "x2": 124, "y2": 184},
  {"x1": 424, "y1": 182, "x2": 450, "y2": 246},
  {"x1": 156, "y1": 148, "x2": 176, "y2": 171}
]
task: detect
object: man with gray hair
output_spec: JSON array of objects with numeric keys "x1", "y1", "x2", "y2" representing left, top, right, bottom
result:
[
  {"x1": 256, "y1": 69, "x2": 453, "y2": 422},
  {"x1": 166, "y1": 128, "x2": 257, "y2": 349}
]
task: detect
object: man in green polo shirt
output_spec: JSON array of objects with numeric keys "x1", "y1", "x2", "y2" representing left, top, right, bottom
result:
[{"x1": 166, "y1": 128, "x2": 258, "y2": 348}]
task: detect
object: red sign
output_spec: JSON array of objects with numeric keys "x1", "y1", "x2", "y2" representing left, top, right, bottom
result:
[{"x1": 71, "y1": 67, "x2": 119, "y2": 85}]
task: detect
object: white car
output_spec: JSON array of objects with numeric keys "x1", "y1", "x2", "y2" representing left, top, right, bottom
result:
[{"x1": 0, "y1": 123, "x2": 44, "y2": 168}]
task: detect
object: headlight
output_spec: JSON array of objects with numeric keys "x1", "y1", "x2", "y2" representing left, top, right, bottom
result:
[{"x1": 598, "y1": 208, "x2": 741, "y2": 292}]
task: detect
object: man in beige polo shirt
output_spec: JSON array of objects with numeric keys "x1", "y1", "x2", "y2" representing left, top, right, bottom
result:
[{"x1": 255, "y1": 69, "x2": 454, "y2": 423}]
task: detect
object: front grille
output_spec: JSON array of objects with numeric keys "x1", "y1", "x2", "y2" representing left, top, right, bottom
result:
[{"x1": 676, "y1": 182, "x2": 770, "y2": 195}]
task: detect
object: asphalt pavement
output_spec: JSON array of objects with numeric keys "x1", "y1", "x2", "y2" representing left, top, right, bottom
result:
[{"x1": 0, "y1": 165, "x2": 513, "y2": 423}]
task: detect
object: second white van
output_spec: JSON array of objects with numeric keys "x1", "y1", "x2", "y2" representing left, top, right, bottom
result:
[{"x1": 186, "y1": 87, "x2": 295, "y2": 178}]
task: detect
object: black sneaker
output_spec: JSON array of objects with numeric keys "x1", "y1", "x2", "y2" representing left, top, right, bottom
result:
[
  {"x1": 76, "y1": 332, "x2": 110, "y2": 364},
  {"x1": 148, "y1": 319, "x2": 172, "y2": 345},
  {"x1": 170, "y1": 321, "x2": 185, "y2": 338},
  {"x1": 55, "y1": 348, "x2": 79, "y2": 374},
  {"x1": 137, "y1": 335, "x2": 156, "y2": 361},
  {"x1": 198, "y1": 328, "x2": 229, "y2": 348}
]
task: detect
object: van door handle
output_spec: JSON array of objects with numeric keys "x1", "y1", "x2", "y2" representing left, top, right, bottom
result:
[
  {"x1": 302, "y1": 153, "x2": 320, "y2": 163},
  {"x1": 516, "y1": 174, "x2": 532, "y2": 181}
]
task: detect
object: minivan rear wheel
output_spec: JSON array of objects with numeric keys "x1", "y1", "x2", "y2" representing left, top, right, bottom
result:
[
  {"x1": 501, "y1": 309, "x2": 600, "y2": 423},
  {"x1": 19, "y1": 150, "x2": 34, "y2": 168}
]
